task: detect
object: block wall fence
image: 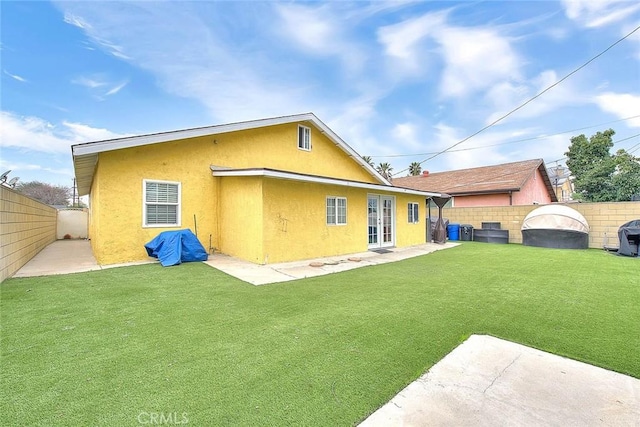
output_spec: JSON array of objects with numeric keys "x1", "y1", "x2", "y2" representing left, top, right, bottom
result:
[
  {"x1": 443, "y1": 201, "x2": 640, "y2": 249},
  {"x1": 0, "y1": 186, "x2": 57, "y2": 282}
]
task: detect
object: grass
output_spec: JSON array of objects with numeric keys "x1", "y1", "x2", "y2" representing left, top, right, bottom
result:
[{"x1": 1, "y1": 243, "x2": 639, "y2": 426}]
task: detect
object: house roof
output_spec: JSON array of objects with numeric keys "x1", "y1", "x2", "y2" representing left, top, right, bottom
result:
[
  {"x1": 393, "y1": 159, "x2": 558, "y2": 202},
  {"x1": 210, "y1": 166, "x2": 448, "y2": 198},
  {"x1": 71, "y1": 113, "x2": 390, "y2": 196}
]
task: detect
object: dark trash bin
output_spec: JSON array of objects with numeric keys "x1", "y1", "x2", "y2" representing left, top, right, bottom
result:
[{"x1": 460, "y1": 224, "x2": 473, "y2": 241}]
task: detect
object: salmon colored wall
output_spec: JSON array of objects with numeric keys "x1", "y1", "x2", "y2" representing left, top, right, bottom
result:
[
  {"x1": 453, "y1": 193, "x2": 511, "y2": 207},
  {"x1": 451, "y1": 170, "x2": 552, "y2": 207},
  {"x1": 88, "y1": 121, "x2": 382, "y2": 264},
  {"x1": 512, "y1": 169, "x2": 552, "y2": 205}
]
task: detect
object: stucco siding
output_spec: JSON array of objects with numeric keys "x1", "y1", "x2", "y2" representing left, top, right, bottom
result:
[
  {"x1": 394, "y1": 194, "x2": 427, "y2": 247},
  {"x1": 218, "y1": 177, "x2": 264, "y2": 263},
  {"x1": 85, "y1": 120, "x2": 418, "y2": 265},
  {"x1": 208, "y1": 123, "x2": 377, "y2": 183},
  {"x1": 512, "y1": 169, "x2": 552, "y2": 205},
  {"x1": 453, "y1": 193, "x2": 511, "y2": 207},
  {"x1": 90, "y1": 137, "x2": 218, "y2": 265}
]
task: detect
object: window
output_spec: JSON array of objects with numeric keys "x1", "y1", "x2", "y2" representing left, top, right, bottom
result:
[
  {"x1": 408, "y1": 202, "x2": 419, "y2": 223},
  {"x1": 143, "y1": 180, "x2": 181, "y2": 227},
  {"x1": 326, "y1": 196, "x2": 347, "y2": 225},
  {"x1": 298, "y1": 125, "x2": 311, "y2": 151}
]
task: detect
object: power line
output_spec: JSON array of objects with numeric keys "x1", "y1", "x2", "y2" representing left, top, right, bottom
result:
[
  {"x1": 371, "y1": 115, "x2": 640, "y2": 158},
  {"x1": 546, "y1": 133, "x2": 640, "y2": 164},
  {"x1": 395, "y1": 23, "x2": 640, "y2": 176}
]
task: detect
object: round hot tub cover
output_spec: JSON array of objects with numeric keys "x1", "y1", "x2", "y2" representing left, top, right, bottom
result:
[{"x1": 521, "y1": 205, "x2": 589, "y2": 249}]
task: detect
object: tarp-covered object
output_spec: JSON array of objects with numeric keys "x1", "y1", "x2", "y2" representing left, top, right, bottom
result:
[
  {"x1": 618, "y1": 219, "x2": 640, "y2": 257},
  {"x1": 521, "y1": 205, "x2": 589, "y2": 249},
  {"x1": 145, "y1": 229, "x2": 208, "y2": 267}
]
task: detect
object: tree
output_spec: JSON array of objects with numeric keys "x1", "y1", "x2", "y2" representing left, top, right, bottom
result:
[
  {"x1": 361, "y1": 156, "x2": 375, "y2": 168},
  {"x1": 376, "y1": 162, "x2": 393, "y2": 180},
  {"x1": 612, "y1": 149, "x2": 640, "y2": 201},
  {"x1": 565, "y1": 129, "x2": 640, "y2": 201},
  {"x1": 15, "y1": 181, "x2": 71, "y2": 205},
  {"x1": 408, "y1": 162, "x2": 422, "y2": 176}
]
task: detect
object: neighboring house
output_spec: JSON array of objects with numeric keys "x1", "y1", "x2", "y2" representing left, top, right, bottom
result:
[
  {"x1": 72, "y1": 113, "x2": 446, "y2": 265},
  {"x1": 394, "y1": 159, "x2": 558, "y2": 207},
  {"x1": 547, "y1": 165, "x2": 574, "y2": 202}
]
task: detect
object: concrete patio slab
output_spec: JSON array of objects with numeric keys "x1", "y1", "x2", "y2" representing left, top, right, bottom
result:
[
  {"x1": 204, "y1": 242, "x2": 459, "y2": 285},
  {"x1": 359, "y1": 335, "x2": 640, "y2": 427}
]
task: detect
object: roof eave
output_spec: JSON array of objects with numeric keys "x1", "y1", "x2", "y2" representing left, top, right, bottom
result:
[
  {"x1": 71, "y1": 113, "x2": 391, "y2": 195},
  {"x1": 211, "y1": 166, "x2": 446, "y2": 198}
]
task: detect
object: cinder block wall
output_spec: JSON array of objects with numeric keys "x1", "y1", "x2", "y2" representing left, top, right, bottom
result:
[
  {"x1": 443, "y1": 201, "x2": 640, "y2": 249},
  {"x1": 0, "y1": 186, "x2": 57, "y2": 282}
]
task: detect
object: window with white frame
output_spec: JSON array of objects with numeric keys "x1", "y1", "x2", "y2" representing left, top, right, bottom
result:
[
  {"x1": 408, "y1": 202, "x2": 419, "y2": 223},
  {"x1": 298, "y1": 125, "x2": 311, "y2": 151},
  {"x1": 143, "y1": 180, "x2": 181, "y2": 227},
  {"x1": 326, "y1": 196, "x2": 347, "y2": 225}
]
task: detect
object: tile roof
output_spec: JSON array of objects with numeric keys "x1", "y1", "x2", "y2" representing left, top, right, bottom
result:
[{"x1": 393, "y1": 158, "x2": 558, "y2": 201}]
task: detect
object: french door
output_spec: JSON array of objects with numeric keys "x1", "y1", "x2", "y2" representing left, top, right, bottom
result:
[{"x1": 367, "y1": 195, "x2": 395, "y2": 249}]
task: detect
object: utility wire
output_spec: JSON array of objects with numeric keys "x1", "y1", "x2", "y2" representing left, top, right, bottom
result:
[
  {"x1": 546, "y1": 133, "x2": 640, "y2": 164},
  {"x1": 371, "y1": 115, "x2": 640, "y2": 158},
  {"x1": 394, "y1": 23, "x2": 640, "y2": 176}
]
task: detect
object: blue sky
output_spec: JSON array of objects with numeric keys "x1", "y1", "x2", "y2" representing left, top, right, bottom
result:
[{"x1": 1, "y1": 0, "x2": 639, "y2": 188}]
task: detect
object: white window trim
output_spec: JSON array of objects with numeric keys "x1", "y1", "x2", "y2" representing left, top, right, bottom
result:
[
  {"x1": 298, "y1": 125, "x2": 311, "y2": 151},
  {"x1": 408, "y1": 202, "x2": 419, "y2": 223},
  {"x1": 143, "y1": 179, "x2": 182, "y2": 228},
  {"x1": 326, "y1": 196, "x2": 347, "y2": 226}
]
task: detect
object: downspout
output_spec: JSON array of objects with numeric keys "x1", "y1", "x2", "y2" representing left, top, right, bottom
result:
[{"x1": 509, "y1": 191, "x2": 513, "y2": 206}]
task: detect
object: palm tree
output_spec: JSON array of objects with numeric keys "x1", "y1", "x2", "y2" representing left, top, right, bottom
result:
[
  {"x1": 377, "y1": 162, "x2": 393, "y2": 180},
  {"x1": 362, "y1": 156, "x2": 375, "y2": 168},
  {"x1": 409, "y1": 162, "x2": 422, "y2": 176}
]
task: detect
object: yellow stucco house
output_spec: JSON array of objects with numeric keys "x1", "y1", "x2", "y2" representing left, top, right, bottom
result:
[{"x1": 72, "y1": 113, "x2": 445, "y2": 265}]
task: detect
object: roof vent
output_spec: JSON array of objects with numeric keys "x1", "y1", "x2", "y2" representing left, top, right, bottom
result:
[{"x1": 422, "y1": 171, "x2": 429, "y2": 177}]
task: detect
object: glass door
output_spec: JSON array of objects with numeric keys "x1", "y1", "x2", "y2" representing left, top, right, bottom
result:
[
  {"x1": 368, "y1": 196, "x2": 379, "y2": 248},
  {"x1": 368, "y1": 195, "x2": 394, "y2": 248}
]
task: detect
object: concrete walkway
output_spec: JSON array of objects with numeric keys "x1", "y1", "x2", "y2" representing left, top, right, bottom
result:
[
  {"x1": 204, "y1": 242, "x2": 459, "y2": 285},
  {"x1": 12, "y1": 240, "x2": 152, "y2": 278},
  {"x1": 360, "y1": 335, "x2": 640, "y2": 427},
  {"x1": 13, "y1": 240, "x2": 458, "y2": 283}
]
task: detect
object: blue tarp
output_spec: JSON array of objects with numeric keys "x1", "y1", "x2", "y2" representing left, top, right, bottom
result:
[{"x1": 144, "y1": 229, "x2": 208, "y2": 267}]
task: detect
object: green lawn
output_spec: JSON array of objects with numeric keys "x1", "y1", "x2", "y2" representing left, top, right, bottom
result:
[{"x1": 1, "y1": 243, "x2": 638, "y2": 426}]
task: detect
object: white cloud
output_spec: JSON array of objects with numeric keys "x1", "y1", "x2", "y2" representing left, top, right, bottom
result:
[
  {"x1": 72, "y1": 76, "x2": 107, "y2": 89},
  {"x1": 484, "y1": 69, "x2": 585, "y2": 125},
  {"x1": 104, "y1": 80, "x2": 128, "y2": 96},
  {"x1": 273, "y1": 3, "x2": 367, "y2": 75},
  {"x1": 377, "y1": 11, "x2": 447, "y2": 74},
  {"x1": 3, "y1": 69, "x2": 27, "y2": 82},
  {"x1": 0, "y1": 158, "x2": 72, "y2": 177},
  {"x1": 561, "y1": 0, "x2": 640, "y2": 28},
  {"x1": 72, "y1": 75, "x2": 128, "y2": 99},
  {"x1": 0, "y1": 111, "x2": 127, "y2": 153},
  {"x1": 63, "y1": 12, "x2": 91, "y2": 30},
  {"x1": 377, "y1": 10, "x2": 522, "y2": 97},
  {"x1": 594, "y1": 92, "x2": 640, "y2": 127},
  {"x1": 437, "y1": 26, "x2": 522, "y2": 98}
]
